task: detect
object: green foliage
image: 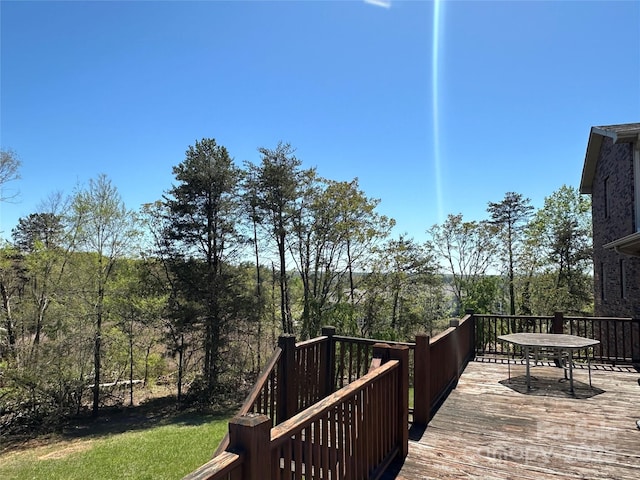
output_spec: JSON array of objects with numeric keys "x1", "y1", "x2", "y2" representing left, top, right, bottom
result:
[
  {"x1": 288, "y1": 176, "x2": 394, "y2": 339},
  {"x1": 523, "y1": 185, "x2": 593, "y2": 314},
  {"x1": 427, "y1": 214, "x2": 498, "y2": 315},
  {"x1": 68, "y1": 174, "x2": 140, "y2": 416},
  {"x1": 163, "y1": 138, "x2": 245, "y2": 396},
  {"x1": 250, "y1": 141, "x2": 306, "y2": 335},
  {"x1": 354, "y1": 235, "x2": 440, "y2": 341},
  {"x1": 460, "y1": 275, "x2": 501, "y2": 314},
  {"x1": 487, "y1": 192, "x2": 534, "y2": 315}
]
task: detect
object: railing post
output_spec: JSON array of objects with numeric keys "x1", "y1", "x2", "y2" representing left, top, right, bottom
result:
[
  {"x1": 553, "y1": 312, "x2": 564, "y2": 334},
  {"x1": 414, "y1": 333, "x2": 430, "y2": 427},
  {"x1": 449, "y1": 318, "x2": 461, "y2": 378},
  {"x1": 321, "y1": 326, "x2": 336, "y2": 396},
  {"x1": 372, "y1": 343, "x2": 390, "y2": 363},
  {"x1": 632, "y1": 317, "x2": 640, "y2": 364},
  {"x1": 228, "y1": 414, "x2": 272, "y2": 480},
  {"x1": 466, "y1": 309, "x2": 476, "y2": 359},
  {"x1": 277, "y1": 334, "x2": 297, "y2": 423},
  {"x1": 387, "y1": 345, "x2": 410, "y2": 459}
]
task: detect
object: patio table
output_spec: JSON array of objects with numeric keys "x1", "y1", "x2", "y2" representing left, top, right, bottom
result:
[{"x1": 498, "y1": 333, "x2": 600, "y2": 394}]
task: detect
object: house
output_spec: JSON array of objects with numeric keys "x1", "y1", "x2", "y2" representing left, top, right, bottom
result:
[{"x1": 580, "y1": 122, "x2": 640, "y2": 317}]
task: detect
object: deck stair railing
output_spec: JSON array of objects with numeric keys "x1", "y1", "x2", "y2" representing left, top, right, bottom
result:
[
  {"x1": 185, "y1": 343, "x2": 411, "y2": 480},
  {"x1": 184, "y1": 313, "x2": 476, "y2": 480},
  {"x1": 268, "y1": 343, "x2": 409, "y2": 480}
]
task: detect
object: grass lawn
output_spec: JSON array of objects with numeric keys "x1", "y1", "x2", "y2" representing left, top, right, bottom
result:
[
  {"x1": 0, "y1": 407, "x2": 231, "y2": 480},
  {"x1": 1, "y1": 389, "x2": 417, "y2": 479}
]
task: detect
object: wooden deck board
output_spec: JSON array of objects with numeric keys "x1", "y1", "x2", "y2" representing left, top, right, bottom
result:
[{"x1": 384, "y1": 359, "x2": 640, "y2": 479}]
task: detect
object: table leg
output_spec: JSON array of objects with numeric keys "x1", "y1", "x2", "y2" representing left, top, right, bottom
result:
[
  {"x1": 568, "y1": 349, "x2": 574, "y2": 394},
  {"x1": 525, "y1": 346, "x2": 531, "y2": 390},
  {"x1": 587, "y1": 347, "x2": 593, "y2": 388}
]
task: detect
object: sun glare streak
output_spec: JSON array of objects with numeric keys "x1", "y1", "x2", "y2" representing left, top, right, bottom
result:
[
  {"x1": 432, "y1": 0, "x2": 444, "y2": 223},
  {"x1": 364, "y1": 0, "x2": 391, "y2": 8}
]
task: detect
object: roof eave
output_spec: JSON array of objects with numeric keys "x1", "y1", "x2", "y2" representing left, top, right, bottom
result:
[
  {"x1": 579, "y1": 125, "x2": 640, "y2": 195},
  {"x1": 603, "y1": 232, "x2": 640, "y2": 257},
  {"x1": 579, "y1": 128, "x2": 610, "y2": 194}
]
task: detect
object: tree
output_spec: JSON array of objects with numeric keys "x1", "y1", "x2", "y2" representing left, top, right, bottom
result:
[
  {"x1": 487, "y1": 192, "x2": 534, "y2": 315},
  {"x1": 0, "y1": 148, "x2": 21, "y2": 203},
  {"x1": 427, "y1": 214, "x2": 498, "y2": 314},
  {"x1": 12, "y1": 197, "x2": 72, "y2": 353},
  {"x1": 524, "y1": 185, "x2": 593, "y2": 314},
  {"x1": 241, "y1": 166, "x2": 269, "y2": 367},
  {"x1": 163, "y1": 138, "x2": 242, "y2": 395},
  {"x1": 70, "y1": 174, "x2": 138, "y2": 416},
  {"x1": 12, "y1": 213, "x2": 65, "y2": 349},
  {"x1": 139, "y1": 201, "x2": 193, "y2": 404},
  {"x1": 356, "y1": 236, "x2": 435, "y2": 340},
  {"x1": 252, "y1": 142, "x2": 304, "y2": 334},
  {"x1": 2, "y1": 193, "x2": 95, "y2": 424},
  {"x1": 13, "y1": 213, "x2": 65, "y2": 252},
  {"x1": 289, "y1": 168, "x2": 326, "y2": 339},
  {"x1": 0, "y1": 148, "x2": 23, "y2": 346},
  {"x1": 108, "y1": 258, "x2": 166, "y2": 406},
  {"x1": 421, "y1": 274, "x2": 449, "y2": 336},
  {"x1": 0, "y1": 243, "x2": 26, "y2": 355},
  {"x1": 325, "y1": 179, "x2": 394, "y2": 331},
  {"x1": 384, "y1": 235, "x2": 436, "y2": 337}
]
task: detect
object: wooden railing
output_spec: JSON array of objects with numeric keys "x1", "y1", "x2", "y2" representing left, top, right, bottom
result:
[
  {"x1": 185, "y1": 343, "x2": 409, "y2": 480},
  {"x1": 186, "y1": 318, "x2": 476, "y2": 480},
  {"x1": 475, "y1": 312, "x2": 640, "y2": 364},
  {"x1": 270, "y1": 343, "x2": 408, "y2": 480},
  {"x1": 213, "y1": 346, "x2": 283, "y2": 457},
  {"x1": 566, "y1": 315, "x2": 640, "y2": 363},
  {"x1": 333, "y1": 336, "x2": 376, "y2": 389},
  {"x1": 184, "y1": 451, "x2": 244, "y2": 480},
  {"x1": 214, "y1": 331, "x2": 335, "y2": 457},
  {"x1": 332, "y1": 336, "x2": 417, "y2": 390},
  {"x1": 413, "y1": 313, "x2": 475, "y2": 424}
]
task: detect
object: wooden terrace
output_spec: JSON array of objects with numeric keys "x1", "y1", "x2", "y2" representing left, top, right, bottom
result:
[
  {"x1": 382, "y1": 359, "x2": 640, "y2": 479},
  {"x1": 184, "y1": 313, "x2": 640, "y2": 480}
]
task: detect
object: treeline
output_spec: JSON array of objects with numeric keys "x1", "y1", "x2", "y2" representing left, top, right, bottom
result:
[
  {"x1": 429, "y1": 187, "x2": 593, "y2": 317},
  {"x1": 0, "y1": 141, "x2": 592, "y2": 431}
]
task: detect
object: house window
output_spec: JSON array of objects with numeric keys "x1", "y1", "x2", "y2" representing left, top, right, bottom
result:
[
  {"x1": 604, "y1": 176, "x2": 610, "y2": 219},
  {"x1": 620, "y1": 258, "x2": 626, "y2": 299}
]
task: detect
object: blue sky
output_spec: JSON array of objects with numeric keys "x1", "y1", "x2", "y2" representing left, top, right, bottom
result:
[{"x1": 1, "y1": 0, "x2": 639, "y2": 243}]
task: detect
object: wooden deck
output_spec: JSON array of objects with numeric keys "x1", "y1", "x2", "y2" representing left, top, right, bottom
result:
[{"x1": 384, "y1": 358, "x2": 640, "y2": 479}]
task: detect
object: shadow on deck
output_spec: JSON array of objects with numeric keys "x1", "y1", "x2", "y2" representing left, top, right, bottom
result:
[{"x1": 383, "y1": 359, "x2": 640, "y2": 480}]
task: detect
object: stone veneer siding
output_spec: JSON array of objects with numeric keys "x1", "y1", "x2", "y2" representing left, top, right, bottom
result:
[{"x1": 590, "y1": 137, "x2": 640, "y2": 317}]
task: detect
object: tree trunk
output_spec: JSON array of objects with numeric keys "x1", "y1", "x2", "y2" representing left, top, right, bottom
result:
[
  {"x1": 1, "y1": 282, "x2": 16, "y2": 350},
  {"x1": 278, "y1": 232, "x2": 293, "y2": 334},
  {"x1": 129, "y1": 319, "x2": 134, "y2": 406},
  {"x1": 92, "y1": 280, "x2": 104, "y2": 417},
  {"x1": 177, "y1": 334, "x2": 184, "y2": 406},
  {"x1": 144, "y1": 343, "x2": 151, "y2": 387},
  {"x1": 92, "y1": 313, "x2": 102, "y2": 417},
  {"x1": 252, "y1": 218, "x2": 262, "y2": 369},
  {"x1": 508, "y1": 226, "x2": 516, "y2": 316}
]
